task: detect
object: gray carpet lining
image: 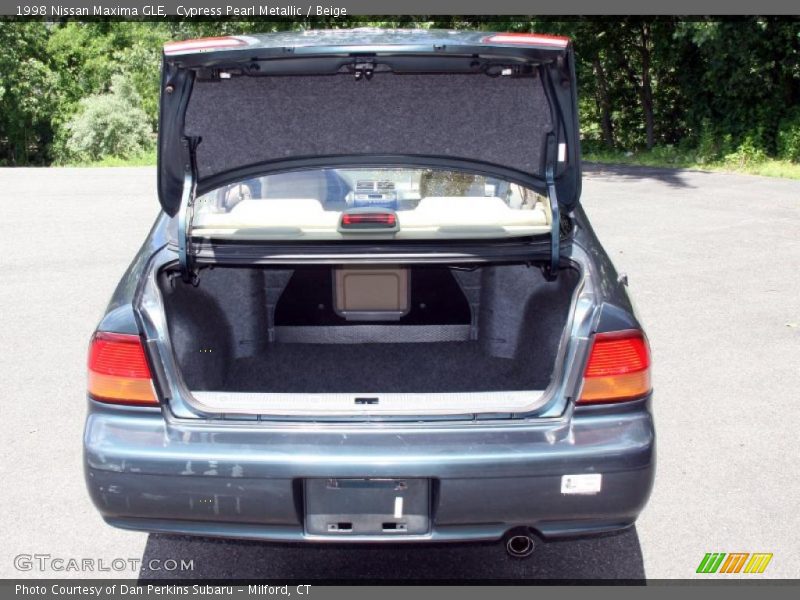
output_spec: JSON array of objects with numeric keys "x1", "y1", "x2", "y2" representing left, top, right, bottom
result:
[
  {"x1": 160, "y1": 265, "x2": 580, "y2": 396},
  {"x1": 185, "y1": 72, "x2": 553, "y2": 180},
  {"x1": 223, "y1": 341, "x2": 552, "y2": 394}
]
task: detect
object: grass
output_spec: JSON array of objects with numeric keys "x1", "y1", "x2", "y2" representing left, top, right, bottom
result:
[
  {"x1": 584, "y1": 148, "x2": 800, "y2": 180},
  {"x1": 65, "y1": 149, "x2": 157, "y2": 167}
]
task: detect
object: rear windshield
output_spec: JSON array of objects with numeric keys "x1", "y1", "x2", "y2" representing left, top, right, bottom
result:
[{"x1": 191, "y1": 167, "x2": 551, "y2": 241}]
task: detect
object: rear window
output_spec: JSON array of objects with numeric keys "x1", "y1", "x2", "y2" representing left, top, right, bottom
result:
[{"x1": 191, "y1": 167, "x2": 551, "y2": 241}]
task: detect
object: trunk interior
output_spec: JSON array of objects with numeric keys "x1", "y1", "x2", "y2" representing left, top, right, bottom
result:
[{"x1": 157, "y1": 263, "x2": 580, "y2": 413}]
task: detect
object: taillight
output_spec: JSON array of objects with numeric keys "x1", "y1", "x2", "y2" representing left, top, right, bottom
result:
[
  {"x1": 578, "y1": 330, "x2": 651, "y2": 404},
  {"x1": 87, "y1": 332, "x2": 158, "y2": 406}
]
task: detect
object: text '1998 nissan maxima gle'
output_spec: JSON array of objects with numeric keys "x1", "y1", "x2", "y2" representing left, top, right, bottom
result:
[{"x1": 84, "y1": 29, "x2": 654, "y2": 556}]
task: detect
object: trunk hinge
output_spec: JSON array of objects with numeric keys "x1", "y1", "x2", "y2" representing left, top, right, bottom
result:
[
  {"x1": 178, "y1": 138, "x2": 200, "y2": 285},
  {"x1": 544, "y1": 132, "x2": 561, "y2": 281}
]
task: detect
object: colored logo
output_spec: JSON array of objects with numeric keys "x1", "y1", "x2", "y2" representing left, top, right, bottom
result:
[{"x1": 696, "y1": 553, "x2": 773, "y2": 574}]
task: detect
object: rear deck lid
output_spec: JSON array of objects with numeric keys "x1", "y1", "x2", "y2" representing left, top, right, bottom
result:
[{"x1": 157, "y1": 29, "x2": 582, "y2": 218}]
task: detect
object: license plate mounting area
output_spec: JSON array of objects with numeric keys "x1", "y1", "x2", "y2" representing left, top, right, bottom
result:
[{"x1": 304, "y1": 478, "x2": 430, "y2": 537}]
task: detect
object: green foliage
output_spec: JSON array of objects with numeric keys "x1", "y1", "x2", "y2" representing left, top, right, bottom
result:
[
  {"x1": 1, "y1": 18, "x2": 798, "y2": 168},
  {"x1": 669, "y1": 19, "x2": 799, "y2": 160},
  {"x1": 0, "y1": 22, "x2": 58, "y2": 165},
  {"x1": 61, "y1": 74, "x2": 153, "y2": 162},
  {"x1": 67, "y1": 149, "x2": 157, "y2": 168},
  {"x1": 777, "y1": 108, "x2": 800, "y2": 162},
  {"x1": 112, "y1": 24, "x2": 173, "y2": 130},
  {"x1": 584, "y1": 148, "x2": 800, "y2": 179},
  {"x1": 723, "y1": 135, "x2": 768, "y2": 169}
]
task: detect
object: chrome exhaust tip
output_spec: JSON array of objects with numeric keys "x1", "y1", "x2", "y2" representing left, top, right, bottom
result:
[{"x1": 506, "y1": 533, "x2": 535, "y2": 558}]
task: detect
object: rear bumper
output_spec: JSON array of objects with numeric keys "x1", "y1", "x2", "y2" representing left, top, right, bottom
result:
[{"x1": 84, "y1": 401, "x2": 655, "y2": 542}]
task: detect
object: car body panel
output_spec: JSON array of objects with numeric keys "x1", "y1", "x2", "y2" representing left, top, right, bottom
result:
[{"x1": 85, "y1": 397, "x2": 654, "y2": 541}]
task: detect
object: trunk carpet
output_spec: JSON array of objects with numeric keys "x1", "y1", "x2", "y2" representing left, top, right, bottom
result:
[{"x1": 223, "y1": 342, "x2": 552, "y2": 393}]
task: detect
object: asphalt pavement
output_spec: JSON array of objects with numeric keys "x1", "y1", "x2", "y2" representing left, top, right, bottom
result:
[{"x1": 1, "y1": 165, "x2": 798, "y2": 580}]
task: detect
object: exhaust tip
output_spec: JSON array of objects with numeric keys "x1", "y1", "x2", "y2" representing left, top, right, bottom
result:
[{"x1": 506, "y1": 534, "x2": 535, "y2": 558}]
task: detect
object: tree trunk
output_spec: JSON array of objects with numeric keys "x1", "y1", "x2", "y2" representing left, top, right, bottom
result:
[
  {"x1": 592, "y1": 56, "x2": 615, "y2": 149},
  {"x1": 639, "y1": 22, "x2": 655, "y2": 150},
  {"x1": 620, "y1": 22, "x2": 656, "y2": 150}
]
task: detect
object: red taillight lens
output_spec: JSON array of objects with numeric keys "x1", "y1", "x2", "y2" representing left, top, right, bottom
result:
[
  {"x1": 578, "y1": 330, "x2": 651, "y2": 404},
  {"x1": 87, "y1": 332, "x2": 157, "y2": 405},
  {"x1": 341, "y1": 213, "x2": 397, "y2": 227}
]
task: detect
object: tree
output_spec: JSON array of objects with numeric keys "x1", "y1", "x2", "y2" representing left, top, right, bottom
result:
[
  {"x1": 0, "y1": 22, "x2": 57, "y2": 164},
  {"x1": 1, "y1": 18, "x2": 798, "y2": 165},
  {"x1": 63, "y1": 74, "x2": 153, "y2": 162}
]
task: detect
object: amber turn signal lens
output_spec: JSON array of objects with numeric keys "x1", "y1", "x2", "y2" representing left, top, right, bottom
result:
[
  {"x1": 87, "y1": 332, "x2": 158, "y2": 405},
  {"x1": 578, "y1": 330, "x2": 651, "y2": 404}
]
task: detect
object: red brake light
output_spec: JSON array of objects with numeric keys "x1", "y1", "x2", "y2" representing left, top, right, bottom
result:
[
  {"x1": 578, "y1": 330, "x2": 651, "y2": 404},
  {"x1": 88, "y1": 332, "x2": 157, "y2": 405},
  {"x1": 164, "y1": 36, "x2": 247, "y2": 55},
  {"x1": 341, "y1": 213, "x2": 397, "y2": 227},
  {"x1": 482, "y1": 33, "x2": 570, "y2": 48}
]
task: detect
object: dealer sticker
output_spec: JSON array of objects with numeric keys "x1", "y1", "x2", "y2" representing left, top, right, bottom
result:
[{"x1": 561, "y1": 473, "x2": 602, "y2": 495}]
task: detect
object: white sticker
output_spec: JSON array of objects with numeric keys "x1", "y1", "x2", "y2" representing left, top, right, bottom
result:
[
  {"x1": 558, "y1": 142, "x2": 567, "y2": 162},
  {"x1": 394, "y1": 496, "x2": 403, "y2": 518},
  {"x1": 561, "y1": 473, "x2": 602, "y2": 495}
]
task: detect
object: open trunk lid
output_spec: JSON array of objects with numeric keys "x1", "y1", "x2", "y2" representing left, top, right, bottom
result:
[{"x1": 157, "y1": 29, "x2": 581, "y2": 277}]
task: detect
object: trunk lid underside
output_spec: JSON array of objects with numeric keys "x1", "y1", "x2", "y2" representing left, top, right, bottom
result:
[{"x1": 158, "y1": 29, "x2": 581, "y2": 217}]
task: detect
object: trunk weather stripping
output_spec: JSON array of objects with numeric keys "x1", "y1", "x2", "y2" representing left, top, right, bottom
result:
[{"x1": 544, "y1": 132, "x2": 560, "y2": 281}]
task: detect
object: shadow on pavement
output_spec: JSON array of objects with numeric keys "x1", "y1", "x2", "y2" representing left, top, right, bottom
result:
[
  {"x1": 583, "y1": 162, "x2": 702, "y2": 189},
  {"x1": 138, "y1": 526, "x2": 644, "y2": 581}
]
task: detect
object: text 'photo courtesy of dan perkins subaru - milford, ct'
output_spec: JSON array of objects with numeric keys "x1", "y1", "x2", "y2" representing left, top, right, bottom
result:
[{"x1": 15, "y1": 584, "x2": 310, "y2": 597}]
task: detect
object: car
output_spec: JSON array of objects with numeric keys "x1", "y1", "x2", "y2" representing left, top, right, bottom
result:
[
  {"x1": 347, "y1": 179, "x2": 399, "y2": 210},
  {"x1": 84, "y1": 28, "x2": 654, "y2": 558}
]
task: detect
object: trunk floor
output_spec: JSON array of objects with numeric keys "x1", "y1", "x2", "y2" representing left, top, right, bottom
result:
[{"x1": 223, "y1": 342, "x2": 551, "y2": 393}]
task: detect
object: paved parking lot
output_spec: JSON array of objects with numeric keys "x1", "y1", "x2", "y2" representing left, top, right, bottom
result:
[{"x1": 1, "y1": 165, "x2": 798, "y2": 579}]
